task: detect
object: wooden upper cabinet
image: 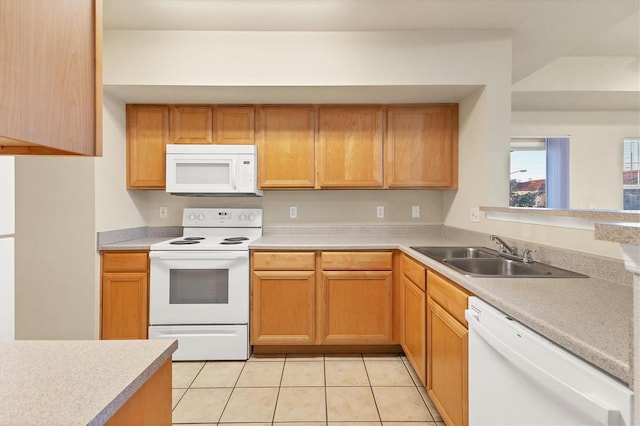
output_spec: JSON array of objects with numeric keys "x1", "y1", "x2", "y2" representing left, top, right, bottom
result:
[
  {"x1": 257, "y1": 106, "x2": 315, "y2": 188},
  {"x1": 317, "y1": 106, "x2": 384, "y2": 188},
  {"x1": 215, "y1": 106, "x2": 255, "y2": 144},
  {"x1": 169, "y1": 105, "x2": 214, "y2": 144},
  {"x1": 385, "y1": 105, "x2": 458, "y2": 188},
  {"x1": 127, "y1": 105, "x2": 169, "y2": 189},
  {"x1": 0, "y1": 0, "x2": 102, "y2": 156}
]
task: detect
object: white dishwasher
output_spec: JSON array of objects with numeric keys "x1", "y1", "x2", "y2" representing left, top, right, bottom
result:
[{"x1": 465, "y1": 296, "x2": 633, "y2": 426}]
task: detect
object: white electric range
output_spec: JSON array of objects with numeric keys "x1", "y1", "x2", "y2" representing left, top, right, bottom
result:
[{"x1": 148, "y1": 208, "x2": 262, "y2": 361}]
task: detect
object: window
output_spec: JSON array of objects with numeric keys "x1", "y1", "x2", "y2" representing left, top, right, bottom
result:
[
  {"x1": 623, "y1": 138, "x2": 640, "y2": 210},
  {"x1": 510, "y1": 137, "x2": 570, "y2": 209}
]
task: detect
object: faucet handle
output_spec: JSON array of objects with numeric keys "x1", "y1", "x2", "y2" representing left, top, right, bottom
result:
[{"x1": 522, "y1": 249, "x2": 536, "y2": 263}]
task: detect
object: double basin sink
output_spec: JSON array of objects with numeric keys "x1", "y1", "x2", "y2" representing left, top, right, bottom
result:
[{"x1": 410, "y1": 246, "x2": 587, "y2": 278}]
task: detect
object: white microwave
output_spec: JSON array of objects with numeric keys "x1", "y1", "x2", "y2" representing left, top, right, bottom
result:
[{"x1": 165, "y1": 144, "x2": 263, "y2": 196}]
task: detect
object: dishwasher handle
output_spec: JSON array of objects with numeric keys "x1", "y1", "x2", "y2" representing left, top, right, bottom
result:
[{"x1": 465, "y1": 310, "x2": 620, "y2": 426}]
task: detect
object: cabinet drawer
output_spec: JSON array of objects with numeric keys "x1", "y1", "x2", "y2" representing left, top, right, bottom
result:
[
  {"x1": 102, "y1": 252, "x2": 148, "y2": 273},
  {"x1": 321, "y1": 251, "x2": 393, "y2": 270},
  {"x1": 252, "y1": 252, "x2": 315, "y2": 270},
  {"x1": 427, "y1": 271, "x2": 470, "y2": 326},
  {"x1": 401, "y1": 254, "x2": 426, "y2": 292}
]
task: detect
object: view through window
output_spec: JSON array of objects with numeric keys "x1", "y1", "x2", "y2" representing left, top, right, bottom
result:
[
  {"x1": 623, "y1": 138, "x2": 640, "y2": 210},
  {"x1": 510, "y1": 137, "x2": 570, "y2": 208}
]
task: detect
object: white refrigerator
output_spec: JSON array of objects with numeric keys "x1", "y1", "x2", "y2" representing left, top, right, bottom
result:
[{"x1": 0, "y1": 156, "x2": 15, "y2": 340}]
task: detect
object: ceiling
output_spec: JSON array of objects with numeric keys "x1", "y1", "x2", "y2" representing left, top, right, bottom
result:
[{"x1": 103, "y1": 0, "x2": 640, "y2": 109}]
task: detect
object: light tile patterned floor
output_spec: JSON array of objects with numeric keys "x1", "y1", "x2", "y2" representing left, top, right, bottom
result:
[{"x1": 172, "y1": 353, "x2": 446, "y2": 425}]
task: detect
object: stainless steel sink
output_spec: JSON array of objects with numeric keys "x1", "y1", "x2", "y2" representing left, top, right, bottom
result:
[
  {"x1": 410, "y1": 246, "x2": 498, "y2": 259},
  {"x1": 409, "y1": 246, "x2": 588, "y2": 278}
]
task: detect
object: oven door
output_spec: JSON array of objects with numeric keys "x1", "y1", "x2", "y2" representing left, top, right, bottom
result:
[{"x1": 149, "y1": 251, "x2": 248, "y2": 325}]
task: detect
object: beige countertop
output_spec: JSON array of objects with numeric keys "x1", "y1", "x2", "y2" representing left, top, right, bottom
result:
[
  {"x1": 0, "y1": 339, "x2": 178, "y2": 425},
  {"x1": 251, "y1": 234, "x2": 632, "y2": 386},
  {"x1": 99, "y1": 237, "x2": 170, "y2": 251},
  {"x1": 595, "y1": 222, "x2": 640, "y2": 245}
]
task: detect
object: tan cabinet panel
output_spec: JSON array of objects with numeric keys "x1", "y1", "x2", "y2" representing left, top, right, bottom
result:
[
  {"x1": 257, "y1": 106, "x2": 315, "y2": 188},
  {"x1": 100, "y1": 251, "x2": 149, "y2": 340},
  {"x1": 386, "y1": 105, "x2": 458, "y2": 188},
  {"x1": 252, "y1": 251, "x2": 316, "y2": 271},
  {"x1": 319, "y1": 270, "x2": 393, "y2": 344},
  {"x1": 317, "y1": 106, "x2": 384, "y2": 188},
  {"x1": 126, "y1": 105, "x2": 169, "y2": 189},
  {"x1": 426, "y1": 270, "x2": 470, "y2": 426},
  {"x1": 170, "y1": 105, "x2": 214, "y2": 144},
  {"x1": 320, "y1": 251, "x2": 393, "y2": 271},
  {"x1": 401, "y1": 253, "x2": 426, "y2": 291},
  {"x1": 402, "y1": 276, "x2": 426, "y2": 386},
  {"x1": 215, "y1": 106, "x2": 255, "y2": 144},
  {"x1": 251, "y1": 270, "x2": 316, "y2": 344},
  {"x1": 427, "y1": 297, "x2": 468, "y2": 426},
  {"x1": 0, "y1": 0, "x2": 101, "y2": 155}
]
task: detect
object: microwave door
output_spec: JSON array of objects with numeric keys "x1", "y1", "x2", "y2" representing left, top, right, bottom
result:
[{"x1": 167, "y1": 156, "x2": 237, "y2": 193}]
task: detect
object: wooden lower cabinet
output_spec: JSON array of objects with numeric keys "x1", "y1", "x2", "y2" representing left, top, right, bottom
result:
[
  {"x1": 402, "y1": 275, "x2": 426, "y2": 385},
  {"x1": 251, "y1": 270, "x2": 316, "y2": 344},
  {"x1": 319, "y1": 270, "x2": 393, "y2": 344},
  {"x1": 101, "y1": 251, "x2": 149, "y2": 340},
  {"x1": 250, "y1": 250, "x2": 394, "y2": 346},
  {"x1": 427, "y1": 271, "x2": 470, "y2": 426}
]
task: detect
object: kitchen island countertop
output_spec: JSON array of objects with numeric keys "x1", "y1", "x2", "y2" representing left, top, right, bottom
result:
[
  {"x1": 251, "y1": 233, "x2": 633, "y2": 387},
  {"x1": 0, "y1": 339, "x2": 177, "y2": 425}
]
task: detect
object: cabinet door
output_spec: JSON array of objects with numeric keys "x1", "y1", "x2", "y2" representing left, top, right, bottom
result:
[
  {"x1": 386, "y1": 105, "x2": 458, "y2": 188},
  {"x1": 251, "y1": 270, "x2": 316, "y2": 344},
  {"x1": 257, "y1": 106, "x2": 315, "y2": 188},
  {"x1": 319, "y1": 270, "x2": 393, "y2": 344},
  {"x1": 317, "y1": 106, "x2": 384, "y2": 188},
  {"x1": 215, "y1": 106, "x2": 255, "y2": 144},
  {"x1": 402, "y1": 276, "x2": 426, "y2": 386},
  {"x1": 0, "y1": 0, "x2": 101, "y2": 155},
  {"x1": 427, "y1": 297, "x2": 468, "y2": 426},
  {"x1": 170, "y1": 105, "x2": 214, "y2": 144},
  {"x1": 101, "y1": 272, "x2": 148, "y2": 340},
  {"x1": 126, "y1": 105, "x2": 169, "y2": 189}
]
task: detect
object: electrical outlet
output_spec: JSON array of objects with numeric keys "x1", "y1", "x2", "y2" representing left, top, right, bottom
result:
[
  {"x1": 470, "y1": 207, "x2": 480, "y2": 223},
  {"x1": 412, "y1": 206, "x2": 420, "y2": 218},
  {"x1": 289, "y1": 206, "x2": 298, "y2": 219},
  {"x1": 159, "y1": 207, "x2": 168, "y2": 219},
  {"x1": 377, "y1": 206, "x2": 384, "y2": 218}
]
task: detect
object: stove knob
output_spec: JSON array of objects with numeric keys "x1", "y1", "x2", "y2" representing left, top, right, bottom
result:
[
  {"x1": 188, "y1": 213, "x2": 196, "y2": 221},
  {"x1": 248, "y1": 213, "x2": 255, "y2": 221},
  {"x1": 198, "y1": 214, "x2": 205, "y2": 221},
  {"x1": 239, "y1": 214, "x2": 246, "y2": 221}
]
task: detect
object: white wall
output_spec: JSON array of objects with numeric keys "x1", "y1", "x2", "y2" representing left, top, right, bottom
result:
[
  {"x1": 512, "y1": 110, "x2": 640, "y2": 210},
  {"x1": 15, "y1": 156, "x2": 96, "y2": 339}
]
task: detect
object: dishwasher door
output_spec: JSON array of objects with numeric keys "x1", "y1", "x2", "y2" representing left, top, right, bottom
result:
[{"x1": 465, "y1": 297, "x2": 633, "y2": 426}]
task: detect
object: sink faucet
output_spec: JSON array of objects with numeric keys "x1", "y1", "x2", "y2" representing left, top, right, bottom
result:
[{"x1": 490, "y1": 235, "x2": 536, "y2": 263}]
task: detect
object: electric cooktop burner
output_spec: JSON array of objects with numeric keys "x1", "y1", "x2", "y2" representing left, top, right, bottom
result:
[
  {"x1": 220, "y1": 241, "x2": 242, "y2": 245},
  {"x1": 224, "y1": 237, "x2": 249, "y2": 242},
  {"x1": 170, "y1": 240, "x2": 200, "y2": 245},
  {"x1": 184, "y1": 237, "x2": 205, "y2": 241}
]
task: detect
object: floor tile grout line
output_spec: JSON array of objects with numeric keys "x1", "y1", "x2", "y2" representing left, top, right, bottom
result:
[
  {"x1": 361, "y1": 353, "x2": 384, "y2": 423},
  {"x1": 270, "y1": 355, "x2": 287, "y2": 424},
  {"x1": 215, "y1": 359, "x2": 249, "y2": 424}
]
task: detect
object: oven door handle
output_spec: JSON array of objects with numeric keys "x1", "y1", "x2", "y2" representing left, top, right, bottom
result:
[{"x1": 149, "y1": 251, "x2": 248, "y2": 260}]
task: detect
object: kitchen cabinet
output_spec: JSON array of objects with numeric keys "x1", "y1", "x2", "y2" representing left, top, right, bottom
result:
[
  {"x1": 169, "y1": 105, "x2": 214, "y2": 144},
  {"x1": 250, "y1": 250, "x2": 395, "y2": 346},
  {"x1": 251, "y1": 252, "x2": 317, "y2": 344},
  {"x1": 215, "y1": 106, "x2": 255, "y2": 144},
  {"x1": 386, "y1": 105, "x2": 458, "y2": 188},
  {"x1": 101, "y1": 251, "x2": 149, "y2": 340},
  {"x1": 317, "y1": 106, "x2": 384, "y2": 188},
  {"x1": 126, "y1": 105, "x2": 170, "y2": 189},
  {"x1": 319, "y1": 251, "x2": 393, "y2": 344},
  {"x1": 0, "y1": 0, "x2": 102, "y2": 156},
  {"x1": 257, "y1": 106, "x2": 315, "y2": 188},
  {"x1": 401, "y1": 254, "x2": 427, "y2": 386},
  {"x1": 427, "y1": 270, "x2": 470, "y2": 426}
]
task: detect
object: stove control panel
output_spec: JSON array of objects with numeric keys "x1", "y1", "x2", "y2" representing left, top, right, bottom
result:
[{"x1": 182, "y1": 208, "x2": 263, "y2": 227}]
